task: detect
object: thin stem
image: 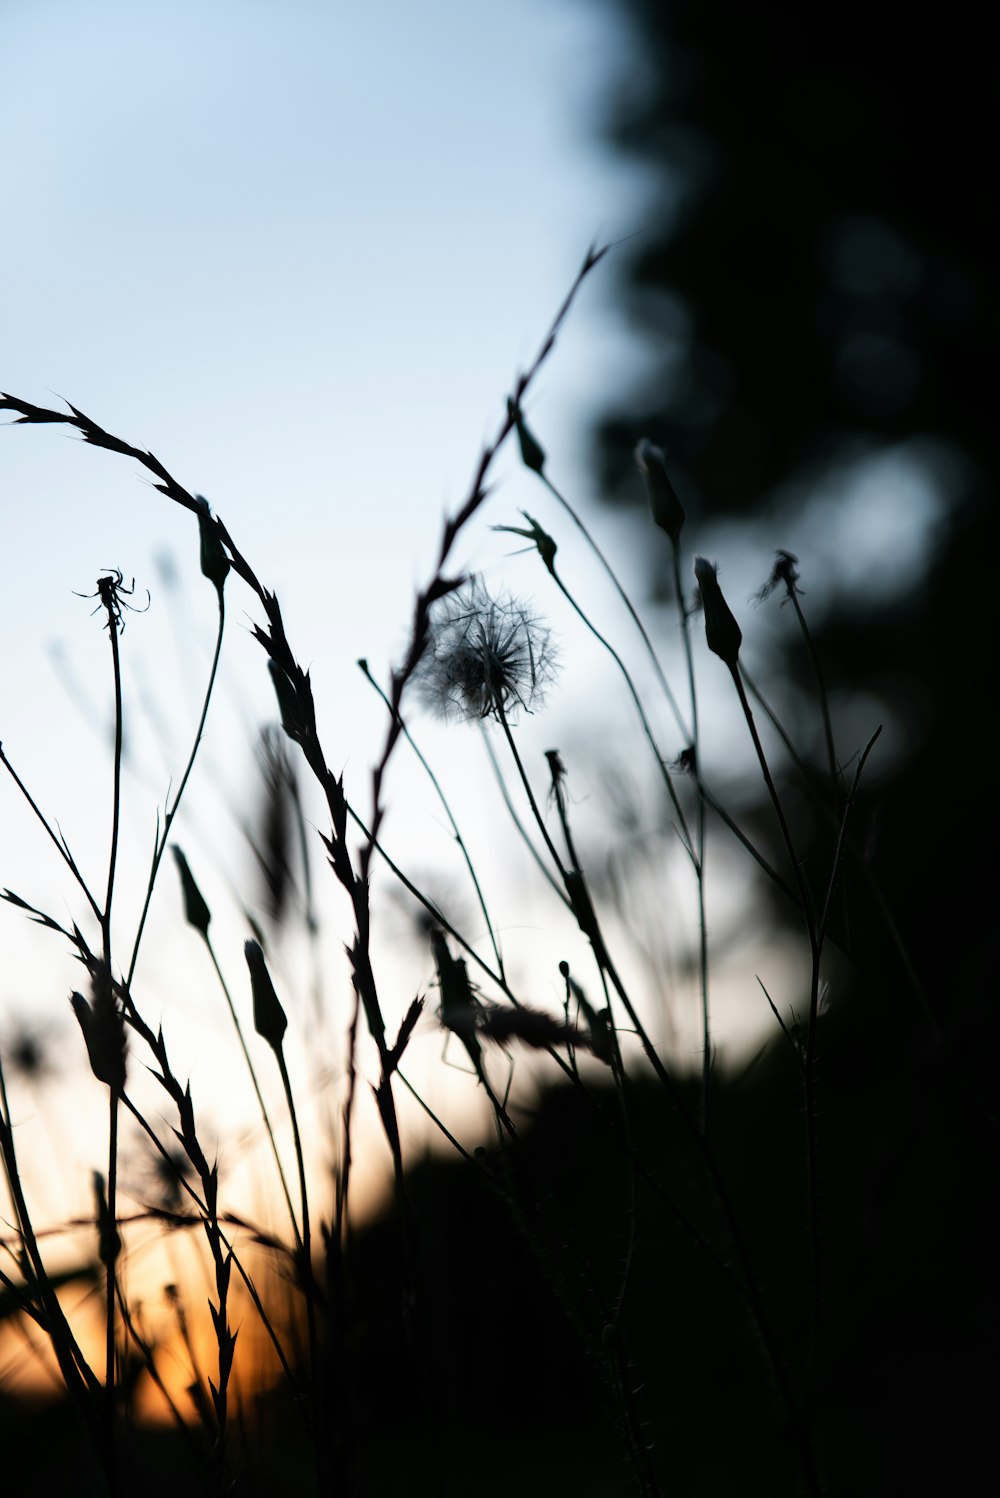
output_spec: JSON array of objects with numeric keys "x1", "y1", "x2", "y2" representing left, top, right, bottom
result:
[
  {"x1": 126, "y1": 592, "x2": 225, "y2": 990},
  {"x1": 741, "y1": 666, "x2": 818, "y2": 788},
  {"x1": 817, "y1": 727, "x2": 882, "y2": 948},
  {"x1": 698, "y1": 783, "x2": 797, "y2": 905},
  {"x1": 788, "y1": 590, "x2": 840, "y2": 804},
  {"x1": 398, "y1": 1070, "x2": 662, "y2": 1498},
  {"x1": 0, "y1": 747, "x2": 103, "y2": 923},
  {"x1": 728, "y1": 665, "x2": 815, "y2": 933},
  {"x1": 480, "y1": 728, "x2": 569, "y2": 903},
  {"x1": 101, "y1": 610, "x2": 124, "y2": 1497},
  {"x1": 119, "y1": 1093, "x2": 306, "y2": 1421},
  {"x1": 202, "y1": 932, "x2": 301, "y2": 1248},
  {"x1": 727, "y1": 662, "x2": 825, "y2": 1348},
  {"x1": 538, "y1": 471, "x2": 690, "y2": 742},
  {"x1": 114, "y1": 1282, "x2": 201, "y2": 1456},
  {"x1": 0, "y1": 1055, "x2": 105, "y2": 1456},
  {"x1": 103, "y1": 617, "x2": 124, "y2": 970},
  {"x1": 671, "y1": 545, "x2": 710, "y2": 1135},
  {"x1": 105, "y1": 1087, "x2": 119, "y2": 1489},
  {"x1": 274, "y1": 1045, "x2": 318, "y2": 1440},
  {"x1": 361, "y1": 660, "x2": 505, "y2": 977},
  {"x1": 550, "y1": 568, "x2": 695, "y2": 860},
  {"x1": 541, "y1": 755, "x2": 818, "y2": 1489},
  {"x1": 496, "y1": 709, "x2": 568, "y2": 878}
]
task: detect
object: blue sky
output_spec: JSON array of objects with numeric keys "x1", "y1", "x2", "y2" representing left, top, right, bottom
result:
[
  {"x1": 0, "y1": 0, "x2": 655, "y2": 773},
  {"x1": 0, "y1": 0, "x2": 947, "y2": 1178},
  {"x1": 0, "y1": 0, "x2": 649, "y2": 889},
  {"x1": 2, "y1": 0, "x2": 690, "y2": 1251}
]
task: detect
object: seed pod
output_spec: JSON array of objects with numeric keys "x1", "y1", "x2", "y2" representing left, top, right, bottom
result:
[
  {"x1": 507, "y1": 399, "x2": 546, "y2": 474},
  {"x1": 694, "y1": 556, "x2": 742, "y2": 668},
  {"x1": 172, "y1": 846, "x2": 211, "y2": 938},
  {"x1": 636, "y1": 440, "x2": 685, "y2": 544},
  {"x1": 244, "y1": 939, "x2": 287, "y2": 1050},
  {"x1": 195, "y1": 496, "x2": 230, "y2": 592}
]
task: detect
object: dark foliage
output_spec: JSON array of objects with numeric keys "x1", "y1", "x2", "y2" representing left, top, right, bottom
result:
[
  {"x1": 7, "y1": 983, "x2": 996, "y2": 1494},
  {"x1": 589, "y1": 0, "x2": 996, "y2": 1034}
]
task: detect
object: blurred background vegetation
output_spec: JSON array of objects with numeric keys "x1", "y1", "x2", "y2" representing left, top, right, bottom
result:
[{"x1": 588, "y1": 0, "x2": 995, "y2": 1022}]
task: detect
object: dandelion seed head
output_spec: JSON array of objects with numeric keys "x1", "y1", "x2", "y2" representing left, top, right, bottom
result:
[{"x1": 416, "y1": 579, "x2": 558, "y2": 724}]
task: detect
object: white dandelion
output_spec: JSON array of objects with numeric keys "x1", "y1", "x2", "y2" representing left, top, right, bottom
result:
[{"x1": 416, "y1": 579, "x2": 558, "y2": 724}]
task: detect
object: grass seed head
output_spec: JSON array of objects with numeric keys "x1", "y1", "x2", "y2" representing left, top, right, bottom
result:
[{"x1": 268, "y1": 659, "x2": 306, "y2": 743}]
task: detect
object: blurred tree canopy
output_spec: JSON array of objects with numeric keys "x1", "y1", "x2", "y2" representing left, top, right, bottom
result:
[{"x1": 589, "y1": 0, "x2": 995, "y2": 1034}]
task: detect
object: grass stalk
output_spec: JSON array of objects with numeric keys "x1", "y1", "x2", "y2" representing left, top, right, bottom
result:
[
  {"x1": 101, "y1": 581, "x2": 126, "y2": 1492},
  {"x1": 670, "y1": 546, "x2": 711, "y2": 1134},
  {"x1": 202, "y1": 932, "x2": 301, "y2": 1247},
  {"x1": 534, "y1": 468, "x2": 690, "y2": 741},
  {"x1": 360, "y1": 658, "x2": 506, "y2": 977},
  {"x1": 272, "y1": 1042, "x2": 318, "y2": 1437},
  {"x1": 726, "y1": 660, "x2": 825, "y2": 1351},
  {"x1": 126, "y1": 593, "x2": 225, "y2": 991},
  {"x1": 0, "y1": 257, "x2": 857, "y2": 1495}
]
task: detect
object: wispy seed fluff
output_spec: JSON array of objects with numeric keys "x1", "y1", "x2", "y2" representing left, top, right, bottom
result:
[{"x1": 416, "y1": 579, "x2": 558, "y2": 724}]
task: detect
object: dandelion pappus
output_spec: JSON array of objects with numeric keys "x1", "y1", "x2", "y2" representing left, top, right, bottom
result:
[{"x1": 416, "y1": 578, "x2": 558, "y2": 724}]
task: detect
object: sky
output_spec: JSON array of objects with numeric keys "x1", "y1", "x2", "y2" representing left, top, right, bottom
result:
[
  {"x1": 1, "y1": 0, "x2": 703, "y2": 1288},
  {"x1": 1, "y1": 0, "x2": 951, "y2": 1417},
  {"x1": 0, "y1": 0, "x2": 948, "y2": 1185}
]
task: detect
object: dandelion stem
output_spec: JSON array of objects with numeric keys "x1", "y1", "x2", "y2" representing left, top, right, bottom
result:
[
  {"x1": 360, "y1": 660, "x2": 505, "y2": 977},
  {"x1": 496, "y1": 707, "x2": 568, "y2": 878},
  {"x1": 480, "y1": 729, "x2": 569, "y2": 903}
]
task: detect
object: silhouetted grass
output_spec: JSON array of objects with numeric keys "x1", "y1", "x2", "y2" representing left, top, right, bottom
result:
[{"x1": 1, "y1": 250, "x2": 989, "y2": 1496}]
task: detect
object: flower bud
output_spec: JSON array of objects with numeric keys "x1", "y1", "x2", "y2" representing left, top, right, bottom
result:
[
  {"x1": 694, "y1": 557, "x2": 742, "y2": 668},
  {"x1": 196, "y1": 496, "x2": 230, "y2": 592},
  {"x1": 636, "y1": 440, "x2": 685, "y2": 544},
  {"x1": 507, "y1": 399, "x2": 546, "y2": 474},
  {"x1": 244, "y1": 939, "x2": 287, "y2": 1050},
  {"x1": 173, "y1": 846, "x2": 211, "y2": 938}
]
